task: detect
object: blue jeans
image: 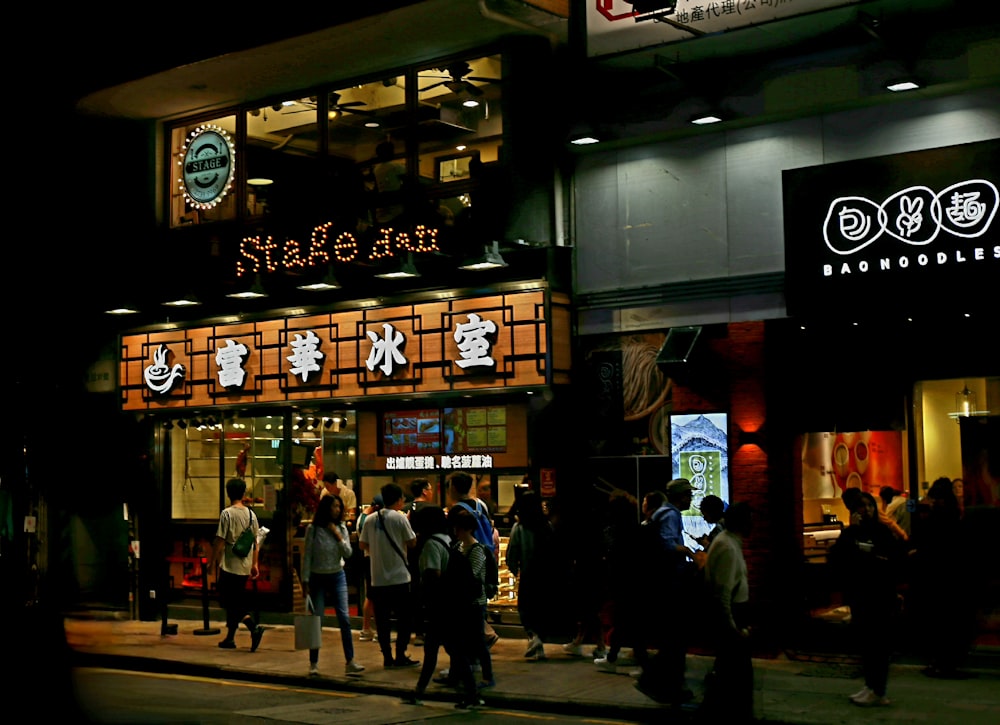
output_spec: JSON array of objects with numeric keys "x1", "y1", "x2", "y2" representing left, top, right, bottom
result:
[{"x1": 308, "y1": 570, "x2": 354, "y2": 664}]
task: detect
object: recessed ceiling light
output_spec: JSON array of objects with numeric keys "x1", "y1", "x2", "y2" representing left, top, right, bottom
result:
[
  {"x1": 691, "y1": 114, "x2": 722, "y2": 125},
  {"x1": 570, "y1": 135, "x2": 600, "y2": 145},
  {"x1": 886, "y1": 80, "x2": 920, "y2": 92}
]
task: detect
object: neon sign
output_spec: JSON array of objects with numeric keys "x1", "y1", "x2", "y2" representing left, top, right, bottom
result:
[{"x1": 236, "y1": 223, "x2": 441, "y2": 276}]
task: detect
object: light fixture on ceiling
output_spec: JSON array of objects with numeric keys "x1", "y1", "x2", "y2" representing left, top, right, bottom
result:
[
  {"x1": 298, "y1": 265, "x2": 341, "y2": 291},
  {"x1": 458, "y1": 241, "x2": 508, "y2": 271},
  {"x1": 948, "y1": 382, "x2": 988, "y2": 422},
  {"x1": 691, "y1": 113, "x2": 723, "y2": 125},
  {"x1": 462, "y1": 98, "x2": 480, "y2": 108},
  {"x1": 364, "y1": 120, "x2": 381, "y2": 128},
  {"x1": 105, "y1": 304, "x2": 140, "y2": 315},
  {"x1": 886, "y1": 79, "x2": 921, "y2": 92},
  {"x1": 247, "y1": 177, "x2": 274, "y2": 186},
  {"x1": 570, "y1": 133, "x2": 600, "y2": 146},
  {"x1": 162, "y1": 292, "x2": 202, "y2": 307},
  {"x1": 374, "y1": 252, "x2": 421, "y2": 279},
  {"x1": 226, "y1": 274, "x2": 268, "y2": 300}
]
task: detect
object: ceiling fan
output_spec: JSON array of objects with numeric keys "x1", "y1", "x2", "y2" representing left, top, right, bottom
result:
[
  {"x1": 328, "y1": 92, "x2": 375, "y2": 117},
  {"x1": 419, "y1": 61, "x2": 499, "y2": 97}
]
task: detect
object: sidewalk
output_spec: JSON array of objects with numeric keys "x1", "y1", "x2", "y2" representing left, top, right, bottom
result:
[{"x1": 64, "y1": 614, "x2": 1000, "y2": 724}]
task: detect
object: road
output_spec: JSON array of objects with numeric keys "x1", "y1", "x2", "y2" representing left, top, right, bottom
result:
[{"x1": 72, "y1": 667, "x2": 649, "y2": 724}]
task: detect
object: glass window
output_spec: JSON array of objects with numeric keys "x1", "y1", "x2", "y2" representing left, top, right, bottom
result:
[{"x1": 244, "y1": 96, "x2": 321, "y2": 223}]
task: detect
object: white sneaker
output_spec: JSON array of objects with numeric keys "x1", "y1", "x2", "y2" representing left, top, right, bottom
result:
[
  {"x1": 359, "y1": 630, "x2": 374, "y2": 641},
  {"x1": 852, "y1": 689, "x2": 889, "y2": 707},
  {"x1": 849, "y1": 686, "x2": 871, "y2": 701},
  {"x1": 592, "y1": 647, "x2": 608, "y2": 659},
  {"x1": 345, "y1": 660, "x2": 365, "y2": 675},
  {"x1": 562, "y1": 642, "x2": 588, "y2": 657},
  {"x1": 525, "y1": 636, "x2": 543, "y2": 659},
  {"x1": 308, "y1": 663, "x2": 320, "y2": 677},
  {"x1": 594, "y1": 657, "x2": 617, "y2": 673}
]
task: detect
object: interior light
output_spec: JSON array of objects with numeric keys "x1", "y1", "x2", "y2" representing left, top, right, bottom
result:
[
  {"x1": 374, "y1": 252, "x2": 421, "y2": 279},
  {"x1": 458, "y1": 241, "x2": 508, "y2": 271},
  {"x1": 462, "y1": 99, "x2": 480, "y2": 108},
  {"x1": 886, "y1": 80, "x2": 920, "y2": 92},
  {"x1": 247, "y1": 178, "x2": 273, "y2": 186},
  {"x1": 364, "y1": 120, "x2": 381, "y2": 128},
  {"x1": 105, "y1": 305, "x2": 140, "y2": 315},
  {"x1": 226, "y1": 274, "x2": 268, "y2": 300},
  {"x1": 570, "y1": 135, "x2": 600, "y2": 146},
  {"x1": 691, "y1": 114, "x2": 722, "y2": 125},
  {"x1": 298, "y1": 265, "x2": 341, "y2": 291},
  {"x1": 162, "y1": 293, "x2": 202, "y2": 307}
]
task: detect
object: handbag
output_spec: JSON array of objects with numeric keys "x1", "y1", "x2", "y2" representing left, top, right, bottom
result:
[
  {"x1": 232, "y1": 508, "x2": 256, "y2": 558},
  {"x1": 294, "y1": 594, "x2": 323, "y2": 650}
]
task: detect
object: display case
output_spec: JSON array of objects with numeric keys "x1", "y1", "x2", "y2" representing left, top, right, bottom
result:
[{"x1": 488, "y1": 535, "x2": 518, "y2": 619}]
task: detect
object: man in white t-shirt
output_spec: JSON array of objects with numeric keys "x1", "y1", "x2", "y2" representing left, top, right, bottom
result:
[{"x1": 360, "y1": 482, "x2": 419, "y2": 669}]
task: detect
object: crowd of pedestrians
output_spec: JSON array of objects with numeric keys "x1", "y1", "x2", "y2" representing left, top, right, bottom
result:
[{"x1": 216, "y1": 469, "x2": 982, "y2": 714}]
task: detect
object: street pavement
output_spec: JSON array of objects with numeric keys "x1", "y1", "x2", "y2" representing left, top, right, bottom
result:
[{"x1": 62, "y1": 614, "x2": 999, "y2": 724}]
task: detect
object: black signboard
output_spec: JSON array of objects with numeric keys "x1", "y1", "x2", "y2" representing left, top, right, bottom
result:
[{"x1": 783, "y1": 140, "x2": 999, "y2": 318}]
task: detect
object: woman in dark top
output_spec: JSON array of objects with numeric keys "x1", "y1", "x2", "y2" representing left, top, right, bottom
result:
[
  {"x1": 505, "y1": 490, "x2": 557, "y2": 660},
  {"x1": 829, "y1": 490, "x2": 905, "y2": 707}
]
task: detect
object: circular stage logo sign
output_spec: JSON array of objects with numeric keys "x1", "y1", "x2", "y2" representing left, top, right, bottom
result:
[{"x1": 179, "y1": 124, "x2": 235, "y2": 209}]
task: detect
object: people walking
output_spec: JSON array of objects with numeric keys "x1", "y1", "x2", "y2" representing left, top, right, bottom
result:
[
  {"x1": 700, "y1": 501, "x2": 754, "y2": 722},
  {"x1": 301, "y1": 494, "x2": 364, "y2": 677},
  {"x1": 211, "y1": 478, "x2": 265, "y2": 652},
  {"x1": 829, "y1": 490, "x2": 906, "y2": 707},
  {"x1": 359, "y1": 483, "x2": 420, "y2": 669},
  {"x1": 448, "y1": 505, "x2": 496, "y2": 703},
  {"x1": 633, "y1": 479, "x2": 704, "y2": 705},
  {"x1": 505, "y1": 489, "x2": 557, "y2": 661},
  {"x1": 909, "y1": 477, "x2": 975, "y2": 679},
  {"x1": 403, "y1": 505, "x2": 479, "y2": 706},
  {"x1": 594, "y1": 491, "x2": 642, "y2": 673}
]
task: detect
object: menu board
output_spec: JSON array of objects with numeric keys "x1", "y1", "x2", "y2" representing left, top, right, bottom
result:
[
  {"x1": 444, "y1": 406, "x2": 507, "y2": 454},
  {"x1": 382, "y1": 409, "x2": 442, "y2": 457}
]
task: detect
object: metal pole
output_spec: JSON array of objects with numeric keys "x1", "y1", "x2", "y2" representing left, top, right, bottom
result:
[{"x1": 193, "y1": 556, "x2": 220, "y2": 636}]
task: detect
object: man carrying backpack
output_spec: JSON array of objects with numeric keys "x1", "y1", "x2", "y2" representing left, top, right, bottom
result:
[{"x1": 447, "y1": 471, "x2": 500, "y2": 647}]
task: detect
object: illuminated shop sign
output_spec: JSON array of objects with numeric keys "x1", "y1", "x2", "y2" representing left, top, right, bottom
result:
[
  {"x1": 386, "y1": 454, "x2": 494, "y2": 471},
  {"x1": 587, "y1": 0, "x2": 850, "y2": 57},
  {"x1": 179, "y1": 125, "x2": 235, "y2": 209},
  {"x1": 120, "y1": 289, "x2": 570, "y2": 411},
  {"x1": 783, "y1": 140, "x2": 1000, "y2": 317},
  {"x1": 236, "y1": 224, "x2": 440, "y2": 277}
]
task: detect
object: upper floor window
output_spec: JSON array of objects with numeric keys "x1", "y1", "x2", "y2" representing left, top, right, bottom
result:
[{"x1": 168, "y1": 53, "x2": 503, "y2": 241}]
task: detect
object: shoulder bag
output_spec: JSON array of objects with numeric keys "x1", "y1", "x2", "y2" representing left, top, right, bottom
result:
[{"x1": 232, "y1": 508, "x2": 257, "y2": 558}]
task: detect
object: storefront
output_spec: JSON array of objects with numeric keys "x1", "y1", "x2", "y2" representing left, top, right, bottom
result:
[
  {"x1": 120, "y1": 284, "x2": 571, "y2": 615},
  {"x1": 572, "y1": 133, "x2": 999, "y2": 648}
]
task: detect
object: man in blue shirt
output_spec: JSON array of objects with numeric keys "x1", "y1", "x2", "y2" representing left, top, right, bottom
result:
[{"x1": 635, "y1": 478, "x2": 704, "y2": 706}]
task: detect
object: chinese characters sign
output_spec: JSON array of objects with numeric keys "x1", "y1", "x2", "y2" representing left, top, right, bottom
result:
[
  {"x1": 784, "y1": 140, "x2": 1000, "y2": 318},
  {"x1": 120, "y1": 289, "x2": 571, "y2": 411},
  {"x1": 587, "y1": 1, "x2": 852, "y2": 58}
]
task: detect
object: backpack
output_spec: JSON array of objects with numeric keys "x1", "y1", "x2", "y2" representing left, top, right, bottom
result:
[
  {"x1": 441, "y1": 537, "x2": 482, "y2": 607},
  {"x1": 457, "y1": 500, "x2": 499, "y2": 598}
]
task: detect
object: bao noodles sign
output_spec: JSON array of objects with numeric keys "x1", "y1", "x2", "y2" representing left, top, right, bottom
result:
[{"x1": 783, "y1": 140, "x2": 1000, "y2": 317}]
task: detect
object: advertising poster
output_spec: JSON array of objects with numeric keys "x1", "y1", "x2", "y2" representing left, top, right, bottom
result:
[
  {"x1": 800, "y1": 430, "x2": 904, "y2": 500},
  {"x1": 671, "y1": 413, "x2": 729, "y2": 547}
]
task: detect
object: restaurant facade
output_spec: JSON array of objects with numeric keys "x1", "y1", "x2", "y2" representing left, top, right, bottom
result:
[{"x1": 27, "y1": 1, "x2": 998, "y2": 651}]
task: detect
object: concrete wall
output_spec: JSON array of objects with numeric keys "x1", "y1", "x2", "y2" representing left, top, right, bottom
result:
[{"x1": 573, "y1": 88, "x2": 1000, "y2": 305}]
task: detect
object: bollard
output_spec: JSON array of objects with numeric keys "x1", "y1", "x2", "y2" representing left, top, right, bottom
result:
[{"x1": 193, "y1": 556, "x2": 220, "y2": 636}]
